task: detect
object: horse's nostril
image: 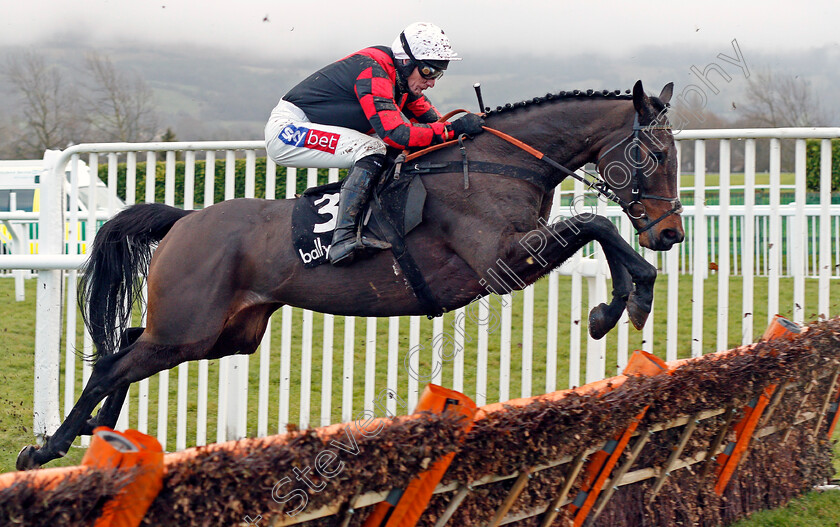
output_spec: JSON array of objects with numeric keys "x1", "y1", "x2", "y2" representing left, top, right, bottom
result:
[{"x1": 662, "y1": 229, "x2": 684, "y2": 245}]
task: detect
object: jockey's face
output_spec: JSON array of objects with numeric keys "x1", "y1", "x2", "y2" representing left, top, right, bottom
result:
[{"x1": 406, "y1": 68, "x2": 436, "y2": 97}]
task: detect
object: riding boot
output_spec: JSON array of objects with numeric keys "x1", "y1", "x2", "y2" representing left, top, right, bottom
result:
[{"x1": 328, "y1": 153, "x2": 390, "y2": 266}]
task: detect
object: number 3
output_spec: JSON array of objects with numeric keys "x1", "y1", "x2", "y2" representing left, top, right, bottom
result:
[{"x1": 313, "y1": 192, "x2": 340, "y2": 233}]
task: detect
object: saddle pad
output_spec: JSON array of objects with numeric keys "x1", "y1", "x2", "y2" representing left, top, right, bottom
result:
[
  {"x1": 291, "y1": 176, "x2": 426, "y2": 269},
  {"x1": 291, "y1": 181, "x2": 342, "y2": 268}
]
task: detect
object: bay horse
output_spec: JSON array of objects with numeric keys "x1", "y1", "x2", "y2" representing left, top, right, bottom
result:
[{"x1": 18, "y1": 80, "x2": 683, "y2": 469}]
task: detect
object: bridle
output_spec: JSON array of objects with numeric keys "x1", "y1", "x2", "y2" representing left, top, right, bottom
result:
[
  {"x1": 406, "y1": 109, "x2": 683, "y2": 236},
  {"x1": 480, "y1": 116, "x2": 682, "y2": 235},
  {"x1": 593, "y1": 115, "x2": 683, "y2": 234}
]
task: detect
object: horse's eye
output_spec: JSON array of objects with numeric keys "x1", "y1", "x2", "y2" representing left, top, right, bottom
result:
[{"x1": 652, "y1": 151, "x2": 666, "y2": 164}]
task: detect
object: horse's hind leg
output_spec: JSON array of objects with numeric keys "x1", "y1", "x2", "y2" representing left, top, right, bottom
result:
[
  {"x1": 17, "y1": 337, "x2": 184, "y2": 470},
  {"x1": 80, "y1": 328, "x2": 144, "y2": 435},
  {"x1": 78, "y1": 385, "x2": 129, "y2": 436},
  {"x1": 18, "y1": 355, "x2": 121, "y2": 469}
]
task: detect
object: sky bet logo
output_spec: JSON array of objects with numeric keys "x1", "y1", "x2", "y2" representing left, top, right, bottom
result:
[{"x1": 279, "y1": 124, "x2": 340, "y2": 154}]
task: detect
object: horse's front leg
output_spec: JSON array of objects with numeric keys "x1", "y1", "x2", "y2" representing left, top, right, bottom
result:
[
  {"x1": 588, "y1": 218, "x2": 657, "y2": 330},
  {"x1": 508, "y1": 214, "x2": 656, "y2": 337},
  {"x1": 587, "y1": 253, "x2": 633, "y2": 340},
  {"x1": 594, "y1": 232, "x2": 661, "y2": 333}
]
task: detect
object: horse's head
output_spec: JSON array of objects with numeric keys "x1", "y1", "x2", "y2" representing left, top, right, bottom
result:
[{"x1": 596, "y1": 81, "x2": 685, "y2": 251}]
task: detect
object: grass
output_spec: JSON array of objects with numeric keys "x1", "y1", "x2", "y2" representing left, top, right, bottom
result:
[
  {"x1": 731, "y1": 490, "x2": 840, "y2": 527},
  {"x1": 677, "y1": 171, "x2": 796, "y2": 189},
  {"x1": 0, "y1": 272, "x2": 838, "y2": 524},
  {"x1": 558, "y1": 171, "x2": 797, "y2": 192},
  {"x1": 0, "y1": 279, "x2": 46, "y2": 470}
]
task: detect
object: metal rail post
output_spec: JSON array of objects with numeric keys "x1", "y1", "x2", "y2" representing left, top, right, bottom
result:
[{"x1": 32, "y1": 150, "x2": 64, "y2": 440}]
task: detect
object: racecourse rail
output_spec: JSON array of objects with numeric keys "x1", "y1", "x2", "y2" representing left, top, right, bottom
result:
[{"x1": 1, "y1": 127, "x2": 840, "y2": 453}]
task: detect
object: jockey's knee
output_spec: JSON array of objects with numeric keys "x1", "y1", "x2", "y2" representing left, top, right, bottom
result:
[{"x1": 352, "y1": 138, "x2": 387, "y2": 164}]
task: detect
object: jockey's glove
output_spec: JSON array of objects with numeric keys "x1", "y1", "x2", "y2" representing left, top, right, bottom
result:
[{"x1": 450, "y1": 113, "x2": 486, "y2": 138}]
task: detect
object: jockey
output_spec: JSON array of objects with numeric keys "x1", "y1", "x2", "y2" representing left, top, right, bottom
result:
[{"x1": 265, "y1": 22, "x2": 485, "y2": 266}]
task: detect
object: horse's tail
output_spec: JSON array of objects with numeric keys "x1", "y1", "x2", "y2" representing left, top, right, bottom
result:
[{"x1": 78, "y1": 203, "x2": 195, "y2": 362}]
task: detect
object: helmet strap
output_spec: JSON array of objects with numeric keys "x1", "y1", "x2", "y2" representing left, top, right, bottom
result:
[
  {"x1": 393, "y1": 58, "x2": 412, "y2": 91},
  {"x1": 399, "y1": 32, "x2": 419, "y2": 65}
]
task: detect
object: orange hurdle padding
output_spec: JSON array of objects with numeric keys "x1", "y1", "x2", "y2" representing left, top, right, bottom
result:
[
  {"x1": 567, "y1": 350, "x2": 673, "y2": 526},
  {"x1": 0, "y1": 428, "x2": 163, "y2": 527},
  {"x1": 826, "y1": 381, "x2": 840, "y2": 438},
  {"x1": 0, "y1": 461, "x2": 87, "y2": 492},
  {"x1": 0, "y1": 339, "x2": 798, "y2": 524},
  {"x1": 712, "y1": 316, "x2": 800, "y2": 495},
  {"x1": 623, "y1": 349, "x2": 672, "y2": 377},
  {"x1": 713, "y1": 383, "x2": 775, "y2": 495},
  {"x1": 83, "y1": 428, "x2": 164, "y2": 527},
  {"x1": 362, "y1": 384, "x2": 476, "y2": 527},
  {"x1": 761, "y1": 314, "x2": 802, "y2": 342},
  {"x1": 571, "y1": 407, "x2": 648, "y2": 527}
]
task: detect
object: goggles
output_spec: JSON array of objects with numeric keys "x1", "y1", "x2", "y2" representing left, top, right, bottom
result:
[
  {"x1": 400, "y1": 32, "x2": 448, "y2": 80},
  {"x1": 416, "y1": 61, "x2": 445, "y2": 80}
]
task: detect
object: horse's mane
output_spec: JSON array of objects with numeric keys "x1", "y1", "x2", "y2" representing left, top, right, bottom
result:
[{"x1": 485, "y1": 88, "x2": 668, "y2": 117}]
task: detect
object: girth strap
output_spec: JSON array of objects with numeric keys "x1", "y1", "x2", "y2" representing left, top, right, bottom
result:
[
  {"x1": 403, "y1": 160, "x2": 553, "y2": 194},
  {"x1": 370, "y1": 186, "x2": 444, "y2": 318},
  {"x1": 458, "y1": 135, "x2": 470, "y2": 190},
  {"x1": 380, "y1": 158, "x2": 551, "y2": 316}
]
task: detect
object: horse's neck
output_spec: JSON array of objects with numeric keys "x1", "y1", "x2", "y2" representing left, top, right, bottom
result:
[
  {"x1": 493, "y1": 99, "x2": 634, "y2": 179},
  {"x1": 550, "y1": 99, "x2": 634, "y2": 167}
]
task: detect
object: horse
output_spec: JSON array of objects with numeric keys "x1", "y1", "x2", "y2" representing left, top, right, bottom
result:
[{"x1": 17, "y1": 80, "x2": 683, "y2": 470}]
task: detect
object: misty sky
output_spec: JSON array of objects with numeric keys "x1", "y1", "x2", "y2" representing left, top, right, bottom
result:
[
  {"x1": 1, "y1": 0, "x2": 838, "y2": 139},
  {"x1": 3, "y1": 0, "x2": 838, "y2": 61}
]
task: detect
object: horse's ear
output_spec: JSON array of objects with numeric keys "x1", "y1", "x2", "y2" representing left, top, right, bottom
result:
[
  {"x1": 659, "y1": 83, "x2": 674, "y2": 105},
  {"x1": 632, "y1": 80, "x2": 649, "y2": 114}
]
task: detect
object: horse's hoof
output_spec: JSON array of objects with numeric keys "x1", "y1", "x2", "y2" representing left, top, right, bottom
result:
[
  {"x1": 16, "y1": 445, "x2": 41, "y2": 471},
  {"x1": 626, "y1": 294, "x2": 650, "y2": 330},
  {"x1": 588, "y1": 303, "x2": 611, "y2": 340}
]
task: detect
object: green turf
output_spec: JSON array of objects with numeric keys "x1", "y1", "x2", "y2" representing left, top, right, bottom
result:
[
  {"x1": 559, "y1": 171, "x2": 797, "y2": 191},
  {"x1": 730, "y1": 489, "x2": 840, "y2": 527}
]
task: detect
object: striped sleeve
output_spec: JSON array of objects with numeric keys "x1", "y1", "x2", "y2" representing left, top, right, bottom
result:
[
  {"x1": 354, "y1": 62, "x2": 450, "y2": 149},
  {"x1": 405, "y1": 94, "x2": 442, "y2": 124}
]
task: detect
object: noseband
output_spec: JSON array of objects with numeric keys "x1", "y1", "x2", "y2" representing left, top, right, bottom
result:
[{"x1": 595, "y1": 115, "x2": 683, "y2": 234}]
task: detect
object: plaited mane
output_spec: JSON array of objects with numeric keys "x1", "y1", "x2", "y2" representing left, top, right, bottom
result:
[{"x1": 484, "y1": 88, "x2": 667, "y2": 116}]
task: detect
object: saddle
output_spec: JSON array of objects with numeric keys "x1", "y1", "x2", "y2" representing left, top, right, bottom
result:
[
  {"x1": 290, "y1": 133, "x2": 549, "y2": 318},
  {"x1": 292, "y1": 161, "x2": 442, "y2": 316},
  {"x1": 291, "y1": 162, "x2": 426, "y2": 269}
]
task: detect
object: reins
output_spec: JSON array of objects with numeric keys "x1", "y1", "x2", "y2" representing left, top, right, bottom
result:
[{"x1": 403, "y1": 109, "x2": 682, "y2": 235}]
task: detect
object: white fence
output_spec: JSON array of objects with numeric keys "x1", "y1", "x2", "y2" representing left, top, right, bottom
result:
[{"x1": 2, "y1": 128, "x2": 839, "y2": 452}]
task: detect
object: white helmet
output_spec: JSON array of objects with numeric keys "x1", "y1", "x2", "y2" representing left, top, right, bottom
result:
[{"x1": 391, "y1": 22, "x2": 461, "y2": 62}]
